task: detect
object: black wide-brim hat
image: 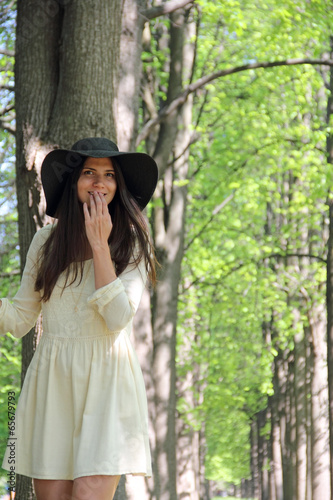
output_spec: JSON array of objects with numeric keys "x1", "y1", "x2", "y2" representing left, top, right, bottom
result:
[{"x1": 41, "y1": 137, "x2": 158, "y2": 217}]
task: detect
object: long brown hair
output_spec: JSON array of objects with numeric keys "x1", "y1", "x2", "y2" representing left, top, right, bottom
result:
[{"x1": 35, "y1": 158, "x2": 157, "y2": 301}]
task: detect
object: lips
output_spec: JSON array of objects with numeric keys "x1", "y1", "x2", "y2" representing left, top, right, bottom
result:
[{"x1": 88, "y1": 191, "x2": 106, "y2": 196}]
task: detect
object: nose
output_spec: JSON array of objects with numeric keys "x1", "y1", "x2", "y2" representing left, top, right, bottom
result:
[{"x1": 92, "y1": 175, "x2": 104, "y2": 187}]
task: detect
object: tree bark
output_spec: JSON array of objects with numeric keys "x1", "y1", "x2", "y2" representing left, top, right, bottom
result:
[
  {"x1": 326, "y1": 34, "x2": 333, "y2": 497},
  {"x1": 173, "y1": 12, "x2": 197, "y2": 500},
  {"x1": 114, "y1": 476, "x2": 127, "y2": 500},
  {"x1": 129, "y1": 287, "x2": 156, "y2": 499},
  {"x1": 309, "y1": 303, "x2": 330, "y2": 499},
  {"x1": 274, "y1": 348, "x2": 295, "y2": 500},
  {"x1": 150, "y1": 7, "x2": 192, "y2": 499},
  {"x1": 47, "y1": 1, "x2": 121, "y2": 143},
  {"x1": 294, "y1": 326, "x2": 308, "y2": 500},
  {"x1": 250, "y1": 420, "x2": 260, "y2": 500},
  {"x1": 306, "y1": 332, "x2": 313, "y2": 500},
  {"x1": 115, "y1": 0, "x2": 144, "y2": 151},
  {"x1": 115, "y1": 3, "x2": 152, "y2": 496},
  {"x1": 270, "y1": 395, "x2": 283, "y2": 500},
  {"x1": 257, "y1": 409, "x2": 270, "y2": 500},
  {"x1": 14, "y1": 0, "x2": 122, "y2": 497},
  {"x1": 15, "y1": 1, "x2": 62, "y2": 496}
]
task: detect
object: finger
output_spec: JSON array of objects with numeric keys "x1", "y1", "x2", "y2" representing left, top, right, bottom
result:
[
  {"x1": 83, "y1": 202, "x2": 90, "y2": 220},
  {"x1": 93, "y1": 191, "x2": 103, "y2": 215},
  {"x1": 99, "y1": 192, "x2": 108, "y2": 214},
  {"x1": 89, "y1": 193, "x2": 97, "y2": 216}
]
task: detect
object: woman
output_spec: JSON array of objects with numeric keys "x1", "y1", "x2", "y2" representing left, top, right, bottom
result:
[{"x1": 1, "y1": 137, "x2": 158, "y2": 500}]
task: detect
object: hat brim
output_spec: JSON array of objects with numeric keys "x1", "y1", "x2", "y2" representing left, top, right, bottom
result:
[{"x1": 41, "y1": 148, "x2": 158, "y2": 217}]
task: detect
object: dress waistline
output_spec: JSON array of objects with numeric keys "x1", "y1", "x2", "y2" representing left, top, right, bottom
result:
[{"x1": 41, "y1": 331, "x2": 121, "y2": 341}]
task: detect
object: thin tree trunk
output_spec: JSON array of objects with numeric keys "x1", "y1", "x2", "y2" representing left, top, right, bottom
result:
[
  {"x1": 129, "y1": 287, "x2": 156, "y2": 499},
  {"x1": 257, "y1": 409, "x2": 270, "y2": 500},
  {"x1": 305, "y1": 326, "x2": 313, "y2": 500},
  {"x1": 151, "y1": 8, "x2": 191, "y2": 499},
  {"x1": 309, "y1": 303, "x2": 330, "y2": 499},
  {"x1": 294, "y1": 326, "x2": 308, "y2": 500},
  {"x1": 274, "y1": 348, "x2": 295, "y2": 500},
  {"x1": 270, "y1": 395, "x2": 283, "y2": 500},
  {"x1": 289, "y1": 352, "x2": 297, "y2": 500},
  {"x1": 174, "y1": 11, "x2": 196, "y2": 500},
  {"x1": 199, "y1": 426, "x2": 209, "y2": 500},
  {"x1": 326, "y1": 34, "x2": 333, "y2": 497},
  {"x1": 116, "y1": 2, "x2": 155, "y2": 497},
  {"x1": 250, "y1": 420, "x2": 260, "y2": 500}
]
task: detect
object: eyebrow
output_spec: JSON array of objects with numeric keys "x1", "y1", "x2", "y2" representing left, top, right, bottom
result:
[{"x1": 83, "y1": 167, "x2": 115, "y2": 172}]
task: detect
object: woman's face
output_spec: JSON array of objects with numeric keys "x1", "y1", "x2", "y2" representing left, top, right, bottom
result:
[{"x1": 77, "y1": 157, "x2": 117, "y2": 207}]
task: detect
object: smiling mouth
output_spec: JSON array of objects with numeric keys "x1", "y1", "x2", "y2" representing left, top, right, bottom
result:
[{"x1": 88, "y1": 191, "x2": 107, "y2": 196}]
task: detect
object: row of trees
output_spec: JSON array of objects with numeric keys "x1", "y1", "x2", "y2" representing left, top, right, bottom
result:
[{"x1": 1, "y1": 0, "x2": 333, "y2": 499}]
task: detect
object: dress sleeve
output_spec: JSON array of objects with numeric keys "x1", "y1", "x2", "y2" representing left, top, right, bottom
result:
[
  {"x1": 87, "y1": 256, "x2": 147, "y2": 332},
  {"x1": 0, "y1": 226, "x2": 51, "y2": 338}
]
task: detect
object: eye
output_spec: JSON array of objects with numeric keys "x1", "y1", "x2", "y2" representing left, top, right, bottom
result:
[
  {"x1": 106, "y1": 172, "x2": 115, "y2": 178},
  {"x1": 82, "y1": 169, "x2": 93, "y2": 175}
]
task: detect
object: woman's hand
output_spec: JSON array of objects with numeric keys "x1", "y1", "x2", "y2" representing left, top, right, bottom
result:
[
  {"x1": 83, "y1": 192, "x2": 117, "y2": 289},
  {"x1": 83, "y1": 191, "x2": 112, "y2": 251}
]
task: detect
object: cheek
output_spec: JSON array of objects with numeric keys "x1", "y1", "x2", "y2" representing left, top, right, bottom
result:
[
  {"x1": 77, "y1": 178, "x2": 89, "y2": 201},
  {"x1": 107, "y1": 179, "x2": 117, "y2": 192},
  {"x1": 77, "y1": 176, "x2": 91, "y2": 192}
]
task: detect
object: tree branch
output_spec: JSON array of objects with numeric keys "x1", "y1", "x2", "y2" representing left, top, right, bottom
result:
[
  {"x1": 0, "y1": 104, "x2": 14, "y2": 116},
  {"x1": 137, "y1": 57, "x2": 333, "y2": 146},
  {"x1": 141, "y1": 0, "x2": 195, "y2": 21},
  {"x1": 0, "y1": 49, "x2": 15, "y2": 57},
  {"x1": 0, "y1": 0, "x2": 16, "y2": 24},
  {"x1": 0, "y1": 121, "x2": 16, "y2": 135},
  {"x1": 0, "y1": 84, "x2": 15, "y2": 92},
  {"x1": 0, "y1": 271, "x2": 20, "y2": 278},
  {"x1": 184, "y1": 192, "x2": 236, "y2": 252},
  {"x1": 266, "y1": 252, "x2": 326, "y2": 264},
  {"x1": 182, "y1": 252, "x2": 326, "y2": 292}
]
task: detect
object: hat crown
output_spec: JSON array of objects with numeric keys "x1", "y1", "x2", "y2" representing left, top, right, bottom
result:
[{"x1": 71, "y1": 137, "x2": 119, "y2": 153}]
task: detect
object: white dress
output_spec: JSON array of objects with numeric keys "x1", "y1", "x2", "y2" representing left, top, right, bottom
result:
[{"x1": 1, "y1": 225, "x2": 152, "y2": 480}]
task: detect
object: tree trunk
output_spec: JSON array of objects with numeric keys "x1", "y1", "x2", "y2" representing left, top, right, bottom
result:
[
  {"x1": 288, "y1": 352, "x2": 297, "y2": 499},
  {"x1": 309, "y1": 303, "x2": 330, "y2": 499},
  {"x1": 326, "y1": 34, "x2": 333, "y2": 497},
  {"x1": 270, "y1": 393, "x2": 283, "y2": 500},
  {"x1": 294, "y1": 326, "x2": 308, "y2": 500},
  {"x1": 199, "y1": 426, "x2": 210, "y2": 500},
  {"x1": 46, "y1": 1, "x2": 121, "y2": 143},
  {"x1": 14, "y1": 0, "x2": 122, "y2": 497},
  {"x1": 15, "y1": 1, "x2": 62, "y2": 496},
  {"x1": 128, "y1": 287, "x2": 156, "y2": 499},
  {"x1": 151, "y1": 7, "x2": 192, "y2": 499},
  {"x1": 276, "y1": 352, "x2": 287, "y2": 500},
  {"x1": 115, "y1": 2, "x2": 154, "y2": 498},
  {"x1": 250, "y1": 420, "x2": 260, "y2": 500},
  {"x1": 305, "y1": 331, "x2": 313, "y2": 500},
  {"x1": 257, "y1": 409, "x2": 270, "y2": 500},
  {"x1": 174, "y1": 12, "x2": 197, "y2": 500},
  {"x1": 114, "y1": 476, "x2": 127, "y2": 500},
  {"x1": 115, "y1": 0, "x2": 144, "y2": 151}
]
